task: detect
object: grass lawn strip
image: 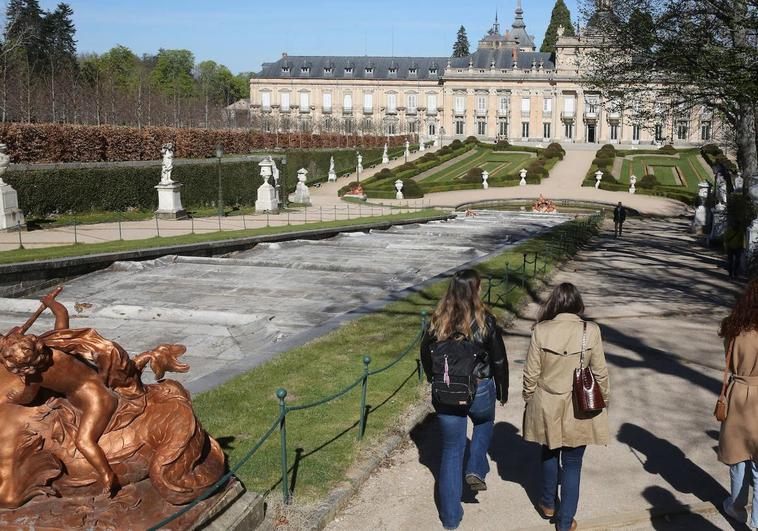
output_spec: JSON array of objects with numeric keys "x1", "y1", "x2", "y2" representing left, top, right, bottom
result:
[
  {"x1": 420, "y1": 147, "x2": 491, "y2": 183},
  {"x1": 192, "y1": 217, "x2": 598, "y2": 503},
  {"x1": 0, "y1": 209, "x2": 445, "y2": 265}
]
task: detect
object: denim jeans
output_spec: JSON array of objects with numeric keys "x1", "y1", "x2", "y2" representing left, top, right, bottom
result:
[
  {"x1": 540, "y1": 445, "x2": 587, "y2": 531},
  {"x1": 436, "y1": 378, "x2": 496, "y2": 530},
  {"x1": 727, "y1": 460, "x2": 758, "y2": 527}
]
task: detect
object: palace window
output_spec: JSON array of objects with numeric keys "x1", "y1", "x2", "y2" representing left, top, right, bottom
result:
[
  {"x1": 427, "y1": 94, "x2": 438, "y2": 111},
  {"x1": 387, "y1": 93, "x2": 397, "y2": 113},
  {"x1": 344, "y1": 67, "x2": 353, "y2": 75},
  {"x1": 324, "y1": 66, "x2": 333, "y2": 75},
  {"x1": 261, "y1": 92, "x2": 271, "y2": 110},
  {"x1": 521, "y1": 98, "x2": 531, "y2": 114},
  {"x1": 655, "y1": 124, "x2": 664, "y2": 141},
  {"x1": 499, "y1": 96, "x2": 509, "y2": 113},
  {"x1": 408, "y1": 68, "x2": 417, "y2": 76},
  {"x1": 454, "y1": 96, "x2": 465, "y2": 113},
  {"x1": 701, "y1": 122, "x2": 712, "y2": 141},
  {"x1": 632, "y1": 124, "x2": 641, "y2": 141},
  {"x1": 610, "y1": 124, "x2": 619, "y2": 141},
  {"x1": 282, "y1": 66, "x2": 290, "y2": 74},
  {"x1": 498, "y1": 120, "x2": 508, "y2": 137},
  {"x1": 363, "y1": 93, "x2": 373, "y2": 112},
  {"x1": 521, "y1": 122, "x2": 530, "y2": 138},
  {"x1": 387, "y1": 122, "x2": 397, "y2": 135},
  {"x1": 301, "y1": 66, "x2": 310, "y2": 74},
  {"x1": 677, "y1": 122, "x2": 688, "y2": 141},
  {"x1": 429, "y1": 67, "x2": 438, "y2": 76},
  {"x1": 543, "y1": 98, "x2": 553, "y2": 114},
  {"x1": 262, "y1": 118, "x2": 272, "y2": 133},
  {"x1": 564, "y1": 97, "x2": 575, "y2": 116},
  {"x1": 455, "y1": 120, "x2": 465, "y2": 135},
  {"x1": 408, "y1": 121, "x2": 417, "y2": 134},
  {"x1": 344, "y1": 118, "x2": 353, "y2": 134},
  {"x1": 428, "y1": 123, "x2": 437, "y2": 136},
  {"x1": 343, "y1": 94, "x2": 352, "y2": 111},
  {"x1": 407, "y1": 94, "x2": 417, "y2": 112},
  {"x1": 323, "y1": 92, "x2": 332, "y2": 111},
  {"x1": 324, "y1": 117, "x2": 333, "y2": 131},
  {"x1": 389, "y1": 67, "x2": 397, "y2": 76},
  {"x1": 564, "y1": 121, "x2": 573, "y2": 139},
  {"x1": 363, "y1": 117, "x2": 373, "y2": 131},
  {"x1": 299, "y1": 92, "x2": 310, "y2": 110},
  {"x1": 543, "y1": 122, "x2": 551, "y2": 139},
  {"x1": 477, "y1": 96, "x2": 487, "y2": 113},
  {"x1": 280, "y1": 92, "x2": 290, "y2": 111},
  {"x1": 365, "y1": 67, "x2": 374, "y2": 76},
  {"x1": 477, "y1": 121, "x2": 487, "y2": 135}
]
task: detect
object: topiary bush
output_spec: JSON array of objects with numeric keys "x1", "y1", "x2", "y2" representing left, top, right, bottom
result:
[
  {"x1": 639, "y1": 174, "x2": 659, "y2": 188},
  {"x1": 493, "y1": 140, "x2": 512, "y2": 151},
  {"x1": 398, "y1": 179, "x2": 423, "y2": 198},
  {"x1": 465, "y1": 136, "x2": 479, "y2": 145},
  {"x1": 598, "y1": 144, "x2": 616, "y2": 157},
  {"x1": 450, "y1": 139, "x2": 463, "y2": 149},
  {"x1": 659, "y1": 144, "x2": 677, "y2": 154},
  {"x1": 462, "y1": 167, "x2": 484, "y2": 183}
]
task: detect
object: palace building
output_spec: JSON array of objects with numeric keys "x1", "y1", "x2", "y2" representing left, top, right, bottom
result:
[{"x1": 248, "y1": 1, "x2": 716, "y2": 146}]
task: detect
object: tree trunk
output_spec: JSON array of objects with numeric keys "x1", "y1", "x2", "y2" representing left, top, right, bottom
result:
[{"x1": 736, "y1": 106, "x2": 758, "y2": 178}]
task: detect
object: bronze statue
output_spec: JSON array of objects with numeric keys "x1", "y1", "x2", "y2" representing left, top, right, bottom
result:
[{"x1": 0, "y1": 287, "x2": 228, "y2": 528}]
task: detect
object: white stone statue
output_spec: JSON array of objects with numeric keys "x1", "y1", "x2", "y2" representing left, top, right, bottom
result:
[
  {"x1": 595, "y1": 170, "x2": 603, "y2": 189},
  {"x1": 716, "y1": 173, "x2": 728, "y2": 205},
  {"x1": 434, "y1": 132, "x2": 441, "y2": 147},
  {"x1": 382, "y1": 144, "x2": 389, "y2": 165},
  {"x1": 255, "y1": 156, "x2": 279, "y2": 214},
  {"x1": 735, "y1": 171, "x2": 744, "y2": 192},
  {"x1": 629, "y1": 174, "x2": 637, "y2": 194},
  {"x1": 272, "y1": 161, "x2": 281, "y2": 205},
  {"x1": 292, "y1": 168, "x2": 312, "y2": 205},
  {"x1": 519, "y1": 169, "x2": 527, "y2": 187},
  {"x1": 357, "y1": 152, "x2": 363, "y2": 175},
  {"x1": 404, "y1": 140, "x2": 411, "y2": 159},
  {"x1": 482, "y1": 171, "x2": 489, "y2": 190},
  {"x1": 419, "y1": 138, "x2": 426, "y2": 152},
  {"x1": 557, "y1": 25, "x2": 565, "y2": 38},
  {"x1": 692, "y1": 181, "x2": 710, "y2": 232},
  {"x1": 0, "y1": 144, "x2": 24, "y2": 231},
  {"x1": 328, "y1": 156, "x2": 337, "y2": 182},
  {"x1": 395, "y1": 179, "x2": 404, "y2": 200},
  {"x1": 160, "y1": 143, "x2": 174, "y2": 184}
]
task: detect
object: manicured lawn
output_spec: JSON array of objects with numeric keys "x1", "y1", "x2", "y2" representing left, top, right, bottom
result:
[
  {"x1": 0, "y1": 209, "x2": 445, "y2": 265},
  {"x1": 617, "y1": 149, "x2": 710, "y2": 192},
  {"x1": 191, "y1": 216, "x2": 600, "y2": 503},
  {"x1": 418, "y1": 147, "x2": 533, "y2": 185}
]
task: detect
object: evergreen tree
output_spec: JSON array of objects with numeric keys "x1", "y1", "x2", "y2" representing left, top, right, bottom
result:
[
  {"x1": 452, "y1": 26, "x2": 470, "y2": 57},
  {"x1": 42, "y1": 3, "x2": 76, "y2": 62},
  {"x1": 540, "y1": 0, "x2": 575, "y2": 54}
]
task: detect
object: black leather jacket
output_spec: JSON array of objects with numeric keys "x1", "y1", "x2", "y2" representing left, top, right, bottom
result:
[{"x1": 420, "y1": 313, "x2": 509, "y2": 403}]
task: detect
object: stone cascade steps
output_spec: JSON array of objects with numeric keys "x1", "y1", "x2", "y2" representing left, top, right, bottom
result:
[{"x1": 0, "y1": 211, "x2": 571, "y2": 390}]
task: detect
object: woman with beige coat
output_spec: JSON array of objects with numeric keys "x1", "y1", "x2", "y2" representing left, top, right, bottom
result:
[
  {"x1": 718, "y1": 280, "x2": 758, "y2": 527},
  {"x1": 522, "y1": 283, "x2": 610, "y2": 531}
]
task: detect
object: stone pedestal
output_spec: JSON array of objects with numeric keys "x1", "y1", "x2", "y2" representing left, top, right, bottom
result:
[
  {"x1": 0, "y1": 181, "x2": 24, "y2": 231},
  {"x1": 404, "y1": 141, "x2": 410, "y2": 160},
  {"x1": 710, "y1": 203, "x2": 727, "y2": 240},
  {"x1": 256, "y1": 157, "x2": 279, "y2": 214},
  {"x1": 395, "y1": 179, "x2": 404, "y2": 200},
  {"x1": 291, "y1": 168, "x2": 312, "y2": 205},
  {"x1": 482, "y1": 171, "x2": 489, "y2": 190},
  {"x1": 155, "y1": 182, "x2": 187, "y2": 220},
  {"x1": 519, "y1": 169, "x2": 527, "y2": 187},
  {"x1": 382, "y1": 144, "x2": 390, "y2": 165}
]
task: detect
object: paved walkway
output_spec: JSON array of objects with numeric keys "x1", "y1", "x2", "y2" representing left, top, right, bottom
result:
[{"x1": 327, "y1": 218, "x2": 744, "y2": 530}]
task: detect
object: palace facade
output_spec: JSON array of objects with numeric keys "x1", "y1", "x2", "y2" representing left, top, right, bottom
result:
[{"x1": 248, "y1": 1, "x2": 716, "y2": 146}]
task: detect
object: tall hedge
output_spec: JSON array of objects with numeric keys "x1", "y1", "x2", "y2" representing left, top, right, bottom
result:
[
  {"x1": 5, "y1": 161, "x2": 264, "y2": 216},
  {"x1": 0, "y1": 123, "x2": 409, "y2": 164}
]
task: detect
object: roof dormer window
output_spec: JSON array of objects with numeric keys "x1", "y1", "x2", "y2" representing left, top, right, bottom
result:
[
  {"x1": 282, "y1": 66, "x2": 290, "y2": 74},
  {"x1": 365, "y1": 67, "x2": 374, "y2": 75},
  {"x1": 429, "y1": 68, "x2": 438, "y2": 75},
  {"x1": 324, "y1": 66, "x2": 333, "y2": 74},
  {"x1": 301, "y1": 66, "x2": 310, "y2": 74},
  {"x1": 345, "y1": 67, "x2": 353, "y2": 75},
  {"x1": 389, "y1": 67, "x2": 397, "y2": 76},
  {"x1": 408, "y1": 68, "x2": 417, "y2": 76}
]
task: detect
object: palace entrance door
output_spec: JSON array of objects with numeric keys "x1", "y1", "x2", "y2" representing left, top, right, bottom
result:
[{"x1": 587, "y1": 124, "x2": 596, "y2": 143}]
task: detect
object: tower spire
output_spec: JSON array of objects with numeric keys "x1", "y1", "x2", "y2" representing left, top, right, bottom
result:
[{"x1": 494, "y1": 7, "x2": 500, "y2": 34}]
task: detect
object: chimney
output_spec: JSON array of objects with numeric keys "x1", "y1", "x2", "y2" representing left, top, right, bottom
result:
[{"x1": 282, "y1": 52, "x2": 288, "y2": 59}]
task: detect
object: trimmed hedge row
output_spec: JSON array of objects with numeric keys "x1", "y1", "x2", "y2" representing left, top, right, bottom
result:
[
  {"x1": 0, "y1": 123, "x2": 409, "y2": 163},
  {"x1": 701, "y1": 143, "x2": 738, "y2": 175},
  {"x1": 284, "y1": 145, "x2": 409, "y2": 186},
  {"x1": 6, "y1": 161, "x2": 265, "y2": 217}
]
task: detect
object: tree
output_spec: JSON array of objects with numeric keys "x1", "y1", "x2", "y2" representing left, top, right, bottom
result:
[
  {"x1": 41, "y1": 3, "x2": 76, "y2": 121},
  {"x1": 150, "y1": 48, "x2": 195, "y2": 126},
  {"x1": 452, "y1": 26, "x2": 470, "y2": 58},
  {"x1": 100, "y1": 45, "x2": 138, "y2": 124},
  {"x1": 579, "y1": 0, "x2": 758, "y2": 179},
  {"x1": 541, "y1": 0, "x2": 575, "y2": 54}
]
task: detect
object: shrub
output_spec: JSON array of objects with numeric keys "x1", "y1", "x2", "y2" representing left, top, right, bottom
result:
[
  {"x1": 374, "y1": 168, "x2": 394, "y2": 180},
  {"x1": 438, "y1": 145, "x2": 452, "y2": 155},
  {"x1": 639, "y1": 174, "x2": 659, "y2": 188},
  {"x1": 592, "y1": 157, "x2": 615, "y2": 170},
  {"x1": 659, "y1": 144, "x2": 677, "y2": 154},
  {"x1": 598, "y1": 144, "x2": 616, "y2": 157},
  {"x1": 338, "y1": 181, "x2": 361, "y2": 197},
  {"x1": 547, "y1": 142, "x2": 564, "y2": 153},
  {"x1": 462, "y1": 167, "x2": 484, "y2": 183},
  {"x1": 493, "y1": 140, "x2": 512, "y2": 151},
  {"x1": 465, "y1": 136, "x2": 479, "y2": 144},
  {"x1": 701, "y1": 144, "x2": 722, "y2": 156},
  {"x1": 398, "y1": 179, "x2": 423, "y2": 198},
  {"x1": 450, "y1": 139, "x2": 463, "y2": 149}
]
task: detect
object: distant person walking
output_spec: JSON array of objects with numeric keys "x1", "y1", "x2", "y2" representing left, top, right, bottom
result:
[
  {"x1": 724, "y1": 220, "x2": 745, "y2": 280},
  {"x1": 522, "y1": 283, "x2": 610, "y2": 531},
  {"x1": 718, "y1": 280, "x2": 758, "y2": 527},
  {"x1": 613, "y1": 202, "x2": 627, "y2": 239},
  {"x1": 420, "y1": 269, "x2": 509, "y2": 530}
]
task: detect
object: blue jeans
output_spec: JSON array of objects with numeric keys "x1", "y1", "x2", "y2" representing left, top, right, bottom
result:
[
  {"x1": 727, "y1": 460, "x2": 758, "y2": 527},
  {"x1": 436, "y1": 379, "x2": 496, "y2": 530},
  {"x1": 540, "y1": 445, "x2": 587, "y2": 531}
]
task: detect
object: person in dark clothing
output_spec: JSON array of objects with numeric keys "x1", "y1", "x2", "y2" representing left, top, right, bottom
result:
[
  {"x1": 613, "y1": 203, "x2": 627, "y2": 238},
  {"x1": 724, "y1": 221, "x2": 745, "y2": 280},
  {"x1": 420, "y1": 269, "x2": 508, "y2": 530}
]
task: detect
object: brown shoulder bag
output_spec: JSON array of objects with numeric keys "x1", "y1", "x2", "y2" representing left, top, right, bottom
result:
[
  {"x1": 573, "y1": 321, "x2": 606, "y2": 413},
  {"x1": 714, "y1": 339, "x2": 736, "y2": 422}
]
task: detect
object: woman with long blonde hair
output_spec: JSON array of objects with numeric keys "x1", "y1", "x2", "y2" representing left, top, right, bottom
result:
[{"x1": 420, "y1": 269, "x2": 508, "y2": 530}]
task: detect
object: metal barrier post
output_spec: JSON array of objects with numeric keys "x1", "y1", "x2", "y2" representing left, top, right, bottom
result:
[
  {"x1": 218, "y1": 212, "x2": 222, "y2": 232},
  {"x1": 418, "y1": 311, "x2": 428, "y2": 383},
  {"x1": 277, "y1": 388, "x2": 290, "y2": 504},
  {"x1": 117, "y1": 213, "x2": 123, "y2": 240},
  {"x1": 305, "y1": 205, "x2": 308, "y2": 224},
  {"x1": 334, "y1": 205, "x2": 337, "y2": 221},
  {"x1": 191, "y1": 216, "x2": 195, "y2": 235},
  {"x1": 320, "y1": 207, "x2": 323, "y2": 223},
  {"x1": 73, "y1": 220, "x2": 78, "y2": 244},
  {"x1": 242, "y1": 213, "x2": 247, "y2": 230},
  {"x1": 155, "y1": 216, "x2": 160, "y2": 237},
  {"x1": 486, "y1": 275, "x2": 493, "y2": 304},
  {"x1": 16, "y1": 221, "x2": 23, "y2": 249},
  {"x1": 358, "y1": 356, "x2": 371, "y2": 440},
  {"x1": 347, "y1": 204, "x2": 350, "y2": 220},
  {"x1": 533, "y1": 253, "x2": 538, "y2": 277},
  {"x1": 266, "y1": 212, "x2": 270, "y2": 228},
  {"x1": 522, "y1": 253, "x2": 527, "y2": 273}
]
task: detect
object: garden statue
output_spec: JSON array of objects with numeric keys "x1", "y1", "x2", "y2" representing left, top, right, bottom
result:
[
  {"x1": 292, "y1": 168, "x2": 312, "y2": 205},
  {"x1": 0, "y1": 144, "x2": 25, "y2": 231},
  {"x1": 328, "y1": 156, "x2": 337, "y2": 182},
  {"x1": 159, "y1": 143, "x2": 175, "y2": 184},
  {"x1": 395, "y1": 179, "x2": 404, "y2": 200},
  {"x1": 404, "y1": 140, "x2": 411, "y2": 160},
  {"x1": 382, "y1": 144, "x2": 389, "y2": 164},
  {"x1": 716, "y1": 173, "x2": 728, "y2": 205},
  {"x1": 519, "y1": 168, "x2": 527, "y2": 187},
  {"x1": 255, "y1": 156, "x2": 279, "y2": 213},
  {"x1": 532, "y1": 195, "x2": 558, "y2": 213},
  {"x1": 357, "y1": 152, "x2": 363, "y2": 177},
  {"x1": 595, "y1": 170, "x2": 603, "y2": 189},
  {"x1": 735, "y1": 171, "x2": 744, "y2": 192},
  {"x1": 692, "y1": 181, "x2": 710, "y2": 233},
  {"x1": 482, "y1": 171, "x2": 489, "y2": 190},
  {"x1": 629, "y1": 174, "x2": 637, "y2": 194},
  {"x1": 0, "y1": 286, "x2": 227, "y2": 529},
  {"x1": 419, "y1": 138, "x2": 426, "y2": 152},
  {"x1": 272, "y1": 160, "x2": 281, "y2": 205}
]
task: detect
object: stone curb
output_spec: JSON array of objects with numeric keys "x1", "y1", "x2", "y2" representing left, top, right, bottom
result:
[{"x1": 302, "y1": 401, "x2": 435, "y2": 531}]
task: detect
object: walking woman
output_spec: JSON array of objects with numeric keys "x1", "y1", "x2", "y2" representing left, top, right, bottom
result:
[
  {"x1": 718, "y1": 280, "x2": 758, "y2": 527},
  {"x1": 420, "y1": 269, "x2": 509, "y2": 530},
  {"x1": 522, "y1": 283, "x2": 610, "y2": 531}
]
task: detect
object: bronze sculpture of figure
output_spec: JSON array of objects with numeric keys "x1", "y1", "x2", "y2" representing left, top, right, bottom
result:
[{"x1": 0, "y1": 287, "x2": 227, "y2": 528}]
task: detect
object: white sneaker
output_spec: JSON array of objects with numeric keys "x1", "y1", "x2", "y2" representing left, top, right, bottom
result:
[{"x1": 724, "y1": 498, "x2": 747, "y2": 523}]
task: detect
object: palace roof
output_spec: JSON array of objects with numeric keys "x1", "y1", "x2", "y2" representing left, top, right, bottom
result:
[{"x1": 258, "y1": 55, "x2": 448, "y2": 80}]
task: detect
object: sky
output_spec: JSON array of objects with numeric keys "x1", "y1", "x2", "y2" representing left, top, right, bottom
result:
[{"x1": 33, "y1": 0, "x2": 583, "y2": 74}]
